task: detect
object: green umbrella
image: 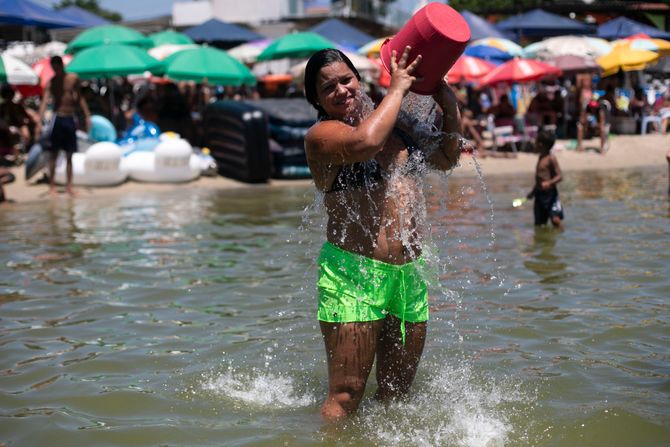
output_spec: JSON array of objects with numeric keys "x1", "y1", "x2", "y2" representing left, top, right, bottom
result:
[
  {"x1": 67, "y1": 44, "x2": 161, "y2": 79},
  {"x1": 66, "y1": 25, "x2": 151, "y2": 54},
  {"x1": 256, "y1": 32, "x2": 335, "y2": 61},
  {"x1": 161, "y1": 46, "x2": 256, "y2": 86},
  {"x1": 149, "y1": 30, "x2": 194, "y2": 47}
]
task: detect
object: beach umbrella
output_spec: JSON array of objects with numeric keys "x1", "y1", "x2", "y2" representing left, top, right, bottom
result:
[
  {"x1": 0, "y1": 53, "x2": 39, "y2": 85},
  {"x1": 149, "y1": 30, "x2": 194, "y2": 47},
  {"x1": 67, "y1": 44, "x2": 160, "y2": 78},
  {"x1": 358, "y1": 36, "x2": 391, "y2": 57},
  {"x1": 32, "y1": 54, "x2": 72, "y2": 87},
  {"x1": 0, "y1": 0, "x2": 82, "y2": 28},
  {"x1": 597, "y1": 16, "x2": 670, "y2": 40},
  {"x1": 461, "y1": 10, "x2": 507, "y2": 41},
  {"x1": 257, "y1": 32, "x2": 335, "y2": 61},
  {"x1": 616, "y1": 34, "x2": 670, "y2": 56},
  {"x1": 446, "y1": 55, "x2": 495, "y2": 83},
  {"x1": 58, "y1": 5, "x2": 109, "y2": 27},
  {"x1": 148, "y1": 44, "x2": 198, "y2": 61},
  {"x1": 66, "y1": 25, "x2": 151, "y2": 54},
  {"x1": 464, "y1": 45, "x2": 512, "y2": 64},
  {"x1": 309, "y1": 18, "x2": 375, "y2": 52},
  {"x1": 523, "y1": 36, "x2": 612, "y2": 60},
  {"x1": 545, "y1": 55, "x2": 600, "y2": 75},
  {"x1": 161, "y1": 46, "x2": 256, "y2": 86},
  {"x1": 183, "y1": 18, "x2": 264, "y2": 45},
  {"x1": 469, "y1": 38, "x2": 524, "y2": 57},
  {"x1": 227, "y1": 38, "x2": 272, "y2": 63},
  {"x1": 597, "y1": 46, "x2": 659, "y2": 77},
  {"x1": 495, "y1": 8, "x2": 595, "y2": 40},
  {"x1": 478, "y1": 58, "x2": 561, "y2": 86}
]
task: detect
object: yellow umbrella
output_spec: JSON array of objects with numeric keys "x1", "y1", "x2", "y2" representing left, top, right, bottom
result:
[
  {"x1": 612, "y1": 37, "x2": 670, "y2": 57},
  {"x1": 358, "y1": 36, "x2": 392, "y2": 56},
  {"x1": 597, "y1": 45, "x2": 659, "y2": 77}
]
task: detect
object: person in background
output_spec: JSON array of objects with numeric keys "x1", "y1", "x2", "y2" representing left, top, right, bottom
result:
[
  {"x1": 526, "y1": 129, "x2": 564, "y2": 230},
  {"x1": 36, "y1": 56, "x2": 91, "y2": 197},
  {"x1": 303, "y1": 47, "x2": 462, "y2": 421},
  {"x1": 0, "y1": 166, "x2": 14, "y2": 203},
  {"x1": 0, "y1": 84, "x2": 36, "y2": 159},
  {"x1": 486, "y1": 93, "x2": 516, "y2": 121}
]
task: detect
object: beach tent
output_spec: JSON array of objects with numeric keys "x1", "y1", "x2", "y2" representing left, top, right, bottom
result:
[
  {"x1": 184, "y1": 19, "x2": 265, "y2": 46},
  {"x1": 597, "y1": 17, "x2": 670, "y2": 40},
  {"x1": 461, "y1": 10, "x2": 506, "y2": 41},
  {"x1": 0, "y1": 0, "x2": 83, "y2": 28},
  {"x1": 495, "y1": 9, "x2": 595, "y2": 40},
  {"x1": 58, "y1": 5, "x2": 109, "y2": 28},
  {"x1": 308, "y1": 18, "x2": 375, "y2": 52}
]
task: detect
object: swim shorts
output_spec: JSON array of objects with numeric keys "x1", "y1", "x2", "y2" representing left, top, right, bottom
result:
[
  {"x1": 48, "y1": 116, "x2": 78, "y2": 154},
  {"x1": 316, "y1": 242, "x2": 429, "y2": 343},
  {"x1": 534, "y1": 187, "x2": 564, "y2": 225}
]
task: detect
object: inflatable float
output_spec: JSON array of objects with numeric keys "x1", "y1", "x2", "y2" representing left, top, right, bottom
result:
[
  {"x1": 53, "y1": 141, "x2": 127, "y2": 186},
  {"x1": 121, "y1": 135, "x2": 200, "y2": 183}
]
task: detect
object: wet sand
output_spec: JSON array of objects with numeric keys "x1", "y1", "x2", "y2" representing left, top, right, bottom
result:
[{"x1": 3, "y1": 134, "x2": 668, "y2": 205}]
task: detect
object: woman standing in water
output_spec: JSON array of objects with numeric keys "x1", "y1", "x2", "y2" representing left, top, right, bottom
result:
[{"x1": 303, "y1": 46, "x2": 463, "y2": 421}]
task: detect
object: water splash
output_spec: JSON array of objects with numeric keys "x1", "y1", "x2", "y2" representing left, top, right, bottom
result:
[
  {"x1": 200, "y1": 365, "x2": 317, "y2": 409},
  {"x1": 350, "y1": 360, "x2": 533, "y2": 447}
]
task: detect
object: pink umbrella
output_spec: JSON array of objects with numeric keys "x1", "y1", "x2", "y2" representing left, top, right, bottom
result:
[
  {"x1": 545, "y1": 55, "x2": 600, "y2": 75},
  {"x1": 478, "y1": 58, "x2": 561, "y2": 86},
  {"x1": 446, "y1": 55, "x2": 496, "y2": 83}
]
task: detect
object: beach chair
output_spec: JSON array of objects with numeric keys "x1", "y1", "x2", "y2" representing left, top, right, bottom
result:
[{"x1": 487, "y1": 115, "x2": 523, "y2": 152}]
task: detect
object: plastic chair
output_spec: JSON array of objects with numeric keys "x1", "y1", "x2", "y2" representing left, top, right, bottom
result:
[
  {"x1": 487, "y1": 115, "x2": 523, "y2": 152},
  {"x1": 641, "y1": 114, "x2": 662, "y2": 135}
]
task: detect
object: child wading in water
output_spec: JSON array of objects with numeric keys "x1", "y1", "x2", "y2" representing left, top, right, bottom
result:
[{"x1": 527, "y1": 129, "x2": 564, "y2": 230}]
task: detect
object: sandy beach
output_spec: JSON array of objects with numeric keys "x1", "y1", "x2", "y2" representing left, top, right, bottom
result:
[{"x1": 3, "y1": 133, "x2": 668, "y2": 204}]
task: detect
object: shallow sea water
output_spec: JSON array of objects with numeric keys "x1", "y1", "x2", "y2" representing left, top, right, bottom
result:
[{"x1": 1, "y1": 164, "x2": 669, "y2": 446}]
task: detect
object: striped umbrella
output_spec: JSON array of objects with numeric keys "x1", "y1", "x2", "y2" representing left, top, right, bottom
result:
[
  {"x1": 0, "y1": 53, "x2": 39, "y2": 85},
  {"x1": 469, "y1": 38, "x2": 524, "y2": 57}
]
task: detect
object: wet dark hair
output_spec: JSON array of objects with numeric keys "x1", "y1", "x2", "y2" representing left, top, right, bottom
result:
[
  {"x1": 304, "y1": 48, "x2": 361, "y2": 119},
  {"x1": 536, "y1": 129, "x2": 556, "y2": 151},
  {"x1": 50, "y1": 55, "x2": 63, "y2": 69}
]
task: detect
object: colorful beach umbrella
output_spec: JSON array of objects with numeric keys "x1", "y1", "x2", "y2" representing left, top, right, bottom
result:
[
  {"x1": 148, "y1": 44, "x2": 198, "y2": 61},
  {"x1": 523, "y1": 36, "x2": 612, "y2": 60},
  {"x1": 227, "y1": 39, "x2": 272, "y2": 63},
  {"x1": 478, "y1": 58, "x2": 561, "y2": 86},
  {"x1": 469, "y1": 38, "x2": 524, "y2": 57},
  {"x1": 446, "y1": 55, "x2": 495, "y2": 83},
  {"x1": 545, "y1": 55, "x2": 600, "y2": 75},
  {"x1": 464, "y1": 45, "x2": 512, "y2": 64},
  {"x1": 66, "y1": 25, "x2": 151, "y2": 54},
  {"x1": 597, "y1": 46, "x2": 659, "y2": 77},
  {"x1": 617, "y1": 34, "x2": 670, "y2": 56},
  {"x1": 256, "y1": 32, "x2": 335, "y2": 61},
  {"x1": 358, "y1": 36, "x2": 391, "y2": 56},
  {"x1": 0, "y1": 53, "x2": 39, "y2": 85},
  {"x1": 148, "y1": 30, "x2": 194, "y2": 47},
  {"x1": 67, "y1": 44, "x2": 160, "y2": 78},
  {"x1": 161, "y1": 46, "x2": 256, "y2": 86}
]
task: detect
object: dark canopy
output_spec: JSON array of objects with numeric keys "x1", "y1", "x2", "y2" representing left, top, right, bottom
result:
[
  {"x1": 308, "y1": 18, "x2": 374, "y2": 51},
  {"x1": 184, "y1": 18, "x2": 264, "y2": 45},
  {"x1": 0, "y1": 0, "x2": 83, "y2": 28},
  {"x1": 59, "y1": 5, "x2": 109, "y2": 28},
  {"x1": 495, "y1": 8, "x2": 595, "y2": 40},
  {"x1": 597, "y1": 16, "x2": 670, "y2": 40},
  {"x1": 461, "y1": 10, "x2": 506, "y2": 41}
]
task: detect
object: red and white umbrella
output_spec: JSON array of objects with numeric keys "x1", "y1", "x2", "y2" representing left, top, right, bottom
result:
[
  {"x1": 446, "y1": 55, "x2": 495, "y2": 83},
  {"x1": 478, "y1": 58, "x2": 561, "y2": 86}
]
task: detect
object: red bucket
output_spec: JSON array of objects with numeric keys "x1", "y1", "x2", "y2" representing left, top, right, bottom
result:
[{"x1": 381, "y1": 3, "x2": 470, "y2": 95}]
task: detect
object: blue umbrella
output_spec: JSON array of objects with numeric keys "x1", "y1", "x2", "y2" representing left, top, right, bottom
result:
[
  {"x1": 461, "y1": 10, "x2": 507, "y2": 41},
  {"x1": 464, "y1": 45, "x2": 511, "y2": 64},
  {"x1": 184, "y1": 18, "x2": 264, "y2": 44},
  {"x1": 597, "y1": 16, "x2": 670, "y2": 40},
  {"x1": 309, "y1": 18, "x2": 375, "y2": 52},
  {"x1": 58, "y1": 5, "x2": 109, "y2": 28},
  {"x1": 496, "y1": 8, "x2": 595, "y2": 40},
  {"x1": 0, "y1": 0, "x2": 83, "y2": 28}
]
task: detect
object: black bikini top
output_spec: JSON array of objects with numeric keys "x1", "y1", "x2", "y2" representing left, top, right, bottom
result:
[{"x1": 326, "y1": 127, "x2": 423, "y2": 193}]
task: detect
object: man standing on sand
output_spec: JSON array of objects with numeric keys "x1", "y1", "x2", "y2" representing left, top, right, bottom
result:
[{"x1": 36, "y1": 56, "x2": 91, "y2": 197}]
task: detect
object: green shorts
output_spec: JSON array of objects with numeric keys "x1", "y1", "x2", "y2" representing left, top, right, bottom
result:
[{"x1": 317, "y1": 242, "x2": 429, "y2": 342}]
